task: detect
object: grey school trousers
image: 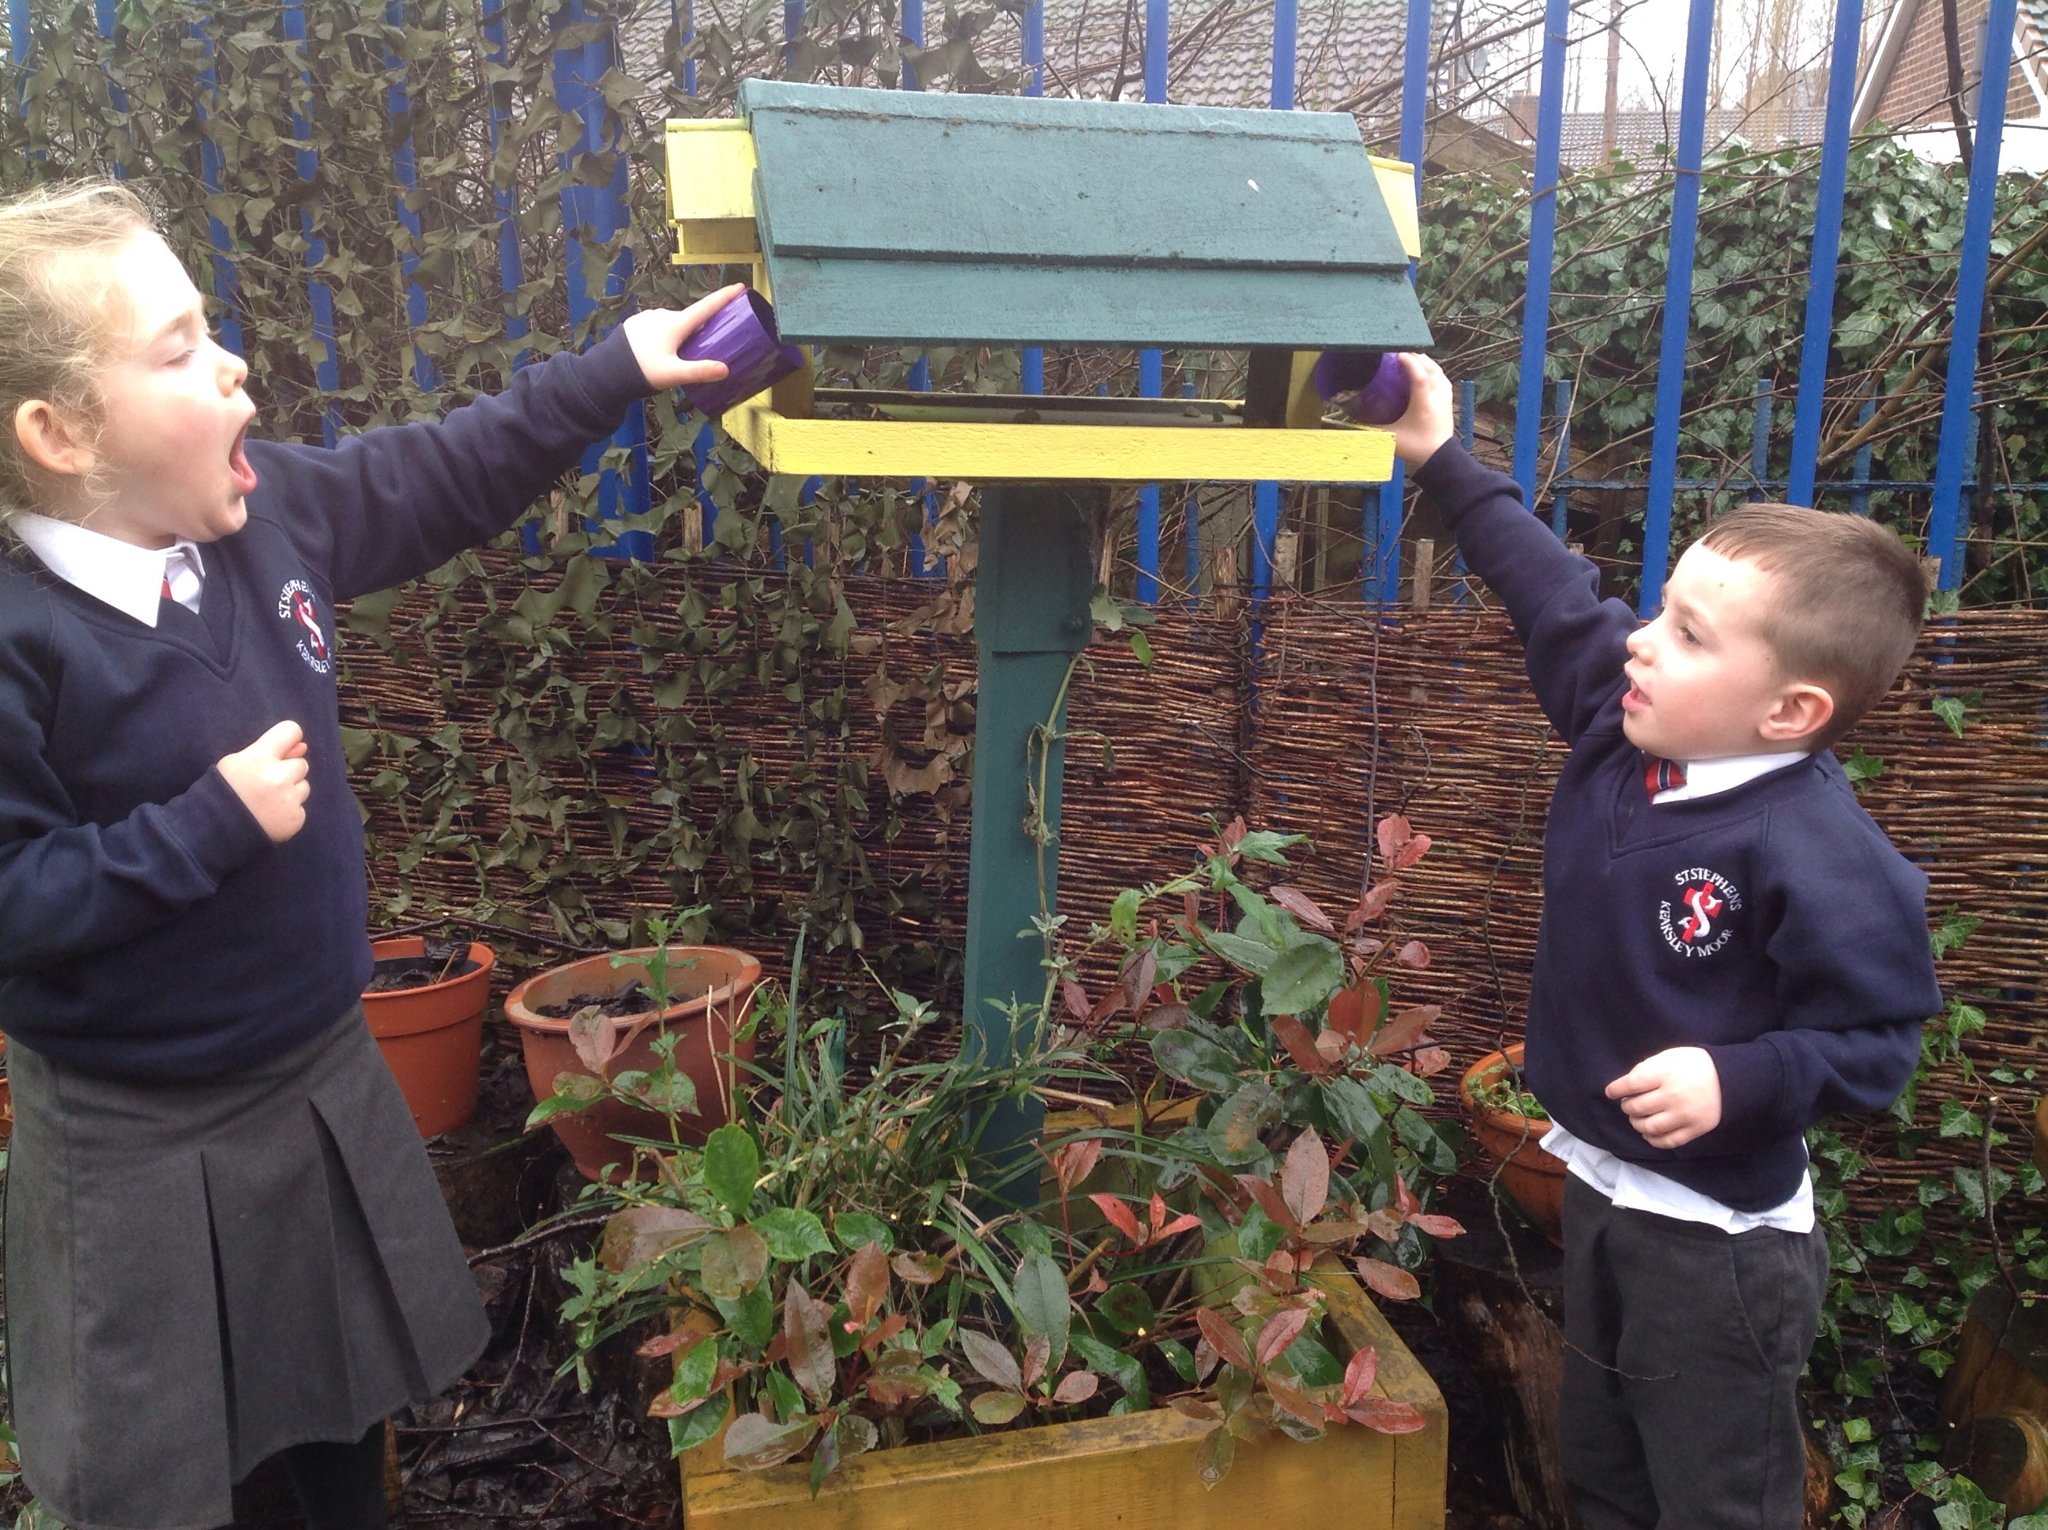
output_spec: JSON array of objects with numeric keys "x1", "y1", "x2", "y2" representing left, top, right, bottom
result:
[{"x1": 1559, "y1": 1174, "x2": 1830, "y2": 1530}]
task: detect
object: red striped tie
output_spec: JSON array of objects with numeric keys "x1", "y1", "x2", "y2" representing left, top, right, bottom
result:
[
  {"x1": 162, "y1": 549, "x2": 186, "y2": 607},
  {"x1": 1644, "y1": 756, "x2": 1686, "y2": 798}
]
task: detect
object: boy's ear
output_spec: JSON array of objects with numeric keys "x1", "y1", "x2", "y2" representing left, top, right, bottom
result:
[
  {"x1": 1760, "y1": 681, "x2": 1834, "y2": 746},
  {"x1": 13, "y1": 398, "x2": 94, "y2": 481}
]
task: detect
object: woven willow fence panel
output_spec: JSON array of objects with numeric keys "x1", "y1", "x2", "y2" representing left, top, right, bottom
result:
[
  {"x1": 342, "y1": 562, "x2": 2044, "y2": 1236},
  {"x1": 340, "y1": 554, "x2": 1248, "y2": 969}
]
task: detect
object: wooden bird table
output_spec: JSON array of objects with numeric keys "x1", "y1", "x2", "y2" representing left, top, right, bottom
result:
[{"x1": 666, "y1": 78, "x2": 1430, "y2": 1168}]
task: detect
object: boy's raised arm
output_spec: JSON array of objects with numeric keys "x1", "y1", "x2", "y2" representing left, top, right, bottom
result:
[{"x1": 1390, "y1": 355, "x2": 1639, "y2": 745}]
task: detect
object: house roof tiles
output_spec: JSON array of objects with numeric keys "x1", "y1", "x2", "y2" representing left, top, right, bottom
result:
[
  {"x1": 1480, "y1": 104, "x2": 1835, "y2": 163},
  {"x1": 1018, "y1": 0, "x2": 1408, "y2": 112},
  {"x1": 620, "y1": 0, "x2": 1413, "y2": 117}
]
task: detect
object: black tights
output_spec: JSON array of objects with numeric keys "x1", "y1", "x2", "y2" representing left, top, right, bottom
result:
[{"x1": 274, "y1": 1422, "x2": 391, "y2": 1530}]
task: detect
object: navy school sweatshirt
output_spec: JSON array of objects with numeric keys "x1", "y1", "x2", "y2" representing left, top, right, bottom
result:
[
  {"x1": 0, "y1": 332, "x2": 649, "y2": 1079},
  {"x1": 1412, "y1": 442, "x2": 1941, "y2": 1211}
]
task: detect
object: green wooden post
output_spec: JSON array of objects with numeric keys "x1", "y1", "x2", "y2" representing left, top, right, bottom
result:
[{"x1": 963, "y1": 482, "x2": 1099, "y2": 1189}]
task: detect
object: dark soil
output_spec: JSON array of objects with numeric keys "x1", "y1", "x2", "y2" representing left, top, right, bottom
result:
[
  {"x1": 1382, "y1": 1179, "x2": 1549, "y2": 1530},
  {"x1": 390, "y1": 1035, "x2": 681, "y2": 1528},
  {"x1": 534, "y1": 983, "x2": 657, "y2": 1020},
  {"x1": 365, "y1": 956, "x2": 483, "y2": 993}
]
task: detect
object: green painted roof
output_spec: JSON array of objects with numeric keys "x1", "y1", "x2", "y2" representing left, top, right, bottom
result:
[{"x1": 735, "y1": 80, "x2": 1431, "y2": 352}]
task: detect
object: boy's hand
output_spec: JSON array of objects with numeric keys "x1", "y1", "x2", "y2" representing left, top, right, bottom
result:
[
  {"x1": 218, "y1": 720, "x2": 311, "y2": 844},
  {"x1": 620, "y1": 284, "x2": 749, "y2": 392},
  {"x1": 1605, "y1": 1046, "x2": 1723, "y2": 1149},
  {"x1": 1388, "y1": 352, "x2": 1455, "y2": 469}
]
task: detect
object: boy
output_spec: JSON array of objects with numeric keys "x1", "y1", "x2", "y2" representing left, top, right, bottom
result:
[{"x1": 1387, "y1": 353, "x2": 1942, "y2": 1530}]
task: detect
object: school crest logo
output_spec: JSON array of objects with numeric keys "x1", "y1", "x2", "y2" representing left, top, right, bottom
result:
[
  {"x1": 1659, "y1": 866, "x2": 1742, "y2": 958},
  {"x1": 277, "y1": 579, "x2": 332, "y2": 674}
]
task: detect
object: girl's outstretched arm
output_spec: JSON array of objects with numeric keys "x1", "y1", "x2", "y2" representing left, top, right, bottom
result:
[{"x1": 253, "y1": 285, "x2": 750, "y2": 601}]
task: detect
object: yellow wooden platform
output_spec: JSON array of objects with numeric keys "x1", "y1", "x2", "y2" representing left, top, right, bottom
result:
[{"x1": 723, "y1": 387, "x2": 1398, "y2": 484}]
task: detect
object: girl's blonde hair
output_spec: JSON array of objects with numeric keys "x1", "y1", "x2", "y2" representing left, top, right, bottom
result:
[{"x1": 0, "y1": 178, "x2": 157, "y2": 519}]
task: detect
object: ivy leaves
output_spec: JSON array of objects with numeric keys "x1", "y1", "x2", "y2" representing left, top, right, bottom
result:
[{"x1": 1420, "y1": 139, "x2": 2047, "y2": 602}]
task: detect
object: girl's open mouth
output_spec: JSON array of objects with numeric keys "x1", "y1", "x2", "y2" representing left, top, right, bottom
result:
[
  {"x1": 229, "y1": 425, "x2": 258, "y2": 497},
  {"x1": 1622, "y1": 683, "x2": 1649, "y2": 712}
]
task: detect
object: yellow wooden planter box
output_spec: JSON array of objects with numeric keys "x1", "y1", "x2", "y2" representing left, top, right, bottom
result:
[{"x1": 676, "y1": 1267, "x2": 1445, "y2": 1530}]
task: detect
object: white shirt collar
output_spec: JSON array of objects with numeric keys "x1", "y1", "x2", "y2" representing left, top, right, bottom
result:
[
  {"x1": 1654, "y1": 750, "x2": 1807, "y2": 803},
  {"x1": 8, "y1": 512, "x2": 206, "y2": 628}
]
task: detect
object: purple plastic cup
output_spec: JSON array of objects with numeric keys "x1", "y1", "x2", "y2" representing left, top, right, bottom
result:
[
  {"x1": 678, "y1": 290, "x2": 806, "y2": 418},
  {"x1": 1311, "y1": 350, "x2": 1413, "y2": 426}
]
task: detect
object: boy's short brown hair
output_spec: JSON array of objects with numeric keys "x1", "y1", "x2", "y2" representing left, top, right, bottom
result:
[{"x1": 1697, "y1": 503, "x2": 1925, "y2": 749}]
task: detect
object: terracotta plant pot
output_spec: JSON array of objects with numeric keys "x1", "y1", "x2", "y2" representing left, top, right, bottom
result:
[
  {"x1": 362, "y1": 938, "x2": 494, "y2": 1138},
  {"x1": 1460, "y1": 1042, "x2": 1566, "y2": 1248},
  {"x1": 502, "y1": 945, "x2": 761, "y2": 1181}
]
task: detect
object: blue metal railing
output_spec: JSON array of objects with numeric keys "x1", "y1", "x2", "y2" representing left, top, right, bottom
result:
[
  {"x1": 383, "y1": 1, "x2": 436, "y2": 393},
  {"x1": 554, "y1": 0, "x2": 651, "y2": 556},
  {"x1": 282, "y1": 0, "x2": 341, "y2": 448},
  {"x1": 1785, "y1": 0, "x2": 1864, "y2": 507},
  {"x1": 482, "y1": 0, "x2": 530, "y2": 368},
  {"x1": 1133, "y1": 0, "x2": 1169, "y2": 605},
  {"x1": 1367, "y1": 0, "x2": 1434, "y2": 607},
  {"x1": 7, "y1": 0, "x2": 28, "y2": 117},
  {"x1": 900, "y1": 0, "x2": 943, "y2": 579},
  {"x1": 672, "y1": 0, "x2": 719, "y2": 551},
  {"x1": 1927, "y1": 0, "x2": 2020, "y2": 590},
  {"x1": 94, "y1": 0, "x2": 126, "y2": 176},
  {"x1": 1021, "y1": 0, "x2": 1046, "y2": 399},
  {"x1": 1637, "y1": 0, "x2": 1719, "y2": 615},
  {"x1": 194, "y1": 16, "x2": 246, "y2": 360},
  {"x1": 1511, "y1": 0, "x2": 1569, "y2": 506},
  {"x1": 1247, "y1": 0, "x2": 1298, "y2": 611}
]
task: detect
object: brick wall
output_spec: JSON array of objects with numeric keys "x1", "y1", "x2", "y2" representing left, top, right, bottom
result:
[{"x1": 1875, "y1": 0, "x2": 2044, "y2": 127}]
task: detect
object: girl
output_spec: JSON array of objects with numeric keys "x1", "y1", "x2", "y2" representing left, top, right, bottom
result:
[{"x1": 0, "y1": 178, "x2": 738, "y2": 1529}]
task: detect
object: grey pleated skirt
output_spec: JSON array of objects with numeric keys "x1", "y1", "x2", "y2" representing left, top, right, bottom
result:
[{"x1": 3, "y1": 1006, "x2": 489, "y2": 1530}]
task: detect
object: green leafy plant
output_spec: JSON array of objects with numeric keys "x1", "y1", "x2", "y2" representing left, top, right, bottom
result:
[
  {"x1": 548, "y1": 821, "x2": 1463, "y2": 1492},
  {"x1": 1463, "y1": 1056, "x2": 1547, "y2": 1121},
  {"x1": 1420, "y1": 136, "x2": 2048, "y2": 606},
  {"x1": 1051, "y1": 814, "x2": 1463, "y2": 1210},
  {"x1": 1806, "y1": 912, "x2": 2048, "y2": 1526},
  {"x1": 523, "y1": 908, "x2": 718, "y2": 1160},
  {"x1": 557, "y1": 979, "x2": 1086, "y2": 1481},
  {"x1": 1931, "y1": 693, "x2": 1981, "y2": 738},
  {"x1": 1842, "y1": 746, "x2": 1888, "y2": 795}
]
